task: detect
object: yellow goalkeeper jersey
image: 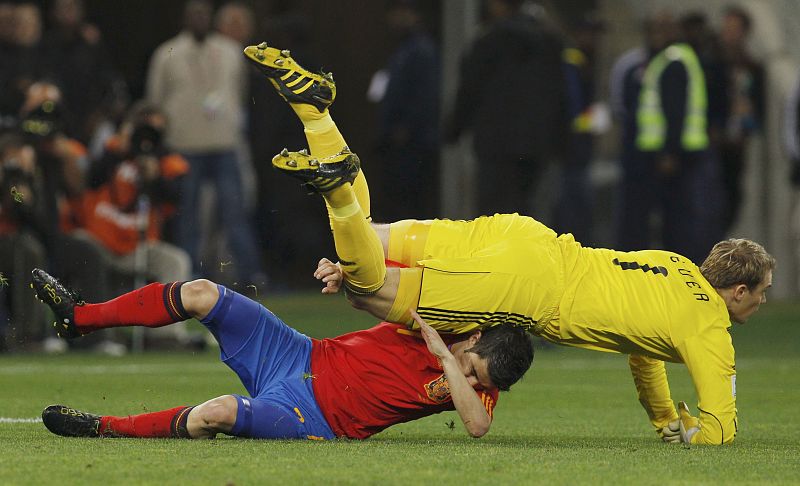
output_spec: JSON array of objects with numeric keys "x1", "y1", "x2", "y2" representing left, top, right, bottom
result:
[
  {"x1": 547, "y1": 241, "x2": 730, "y2": 364},
  {"x1": 551, "y1": 239, "x2": 736, "y2": 445},
  {"x1": 416, "y1": 214, "x2": 736, "y2": 444}
]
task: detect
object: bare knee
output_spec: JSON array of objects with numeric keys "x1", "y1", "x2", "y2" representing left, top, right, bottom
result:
[
  {"x1": 371, "y1": 222, "x2": 390, "y2": 258},
  {"x1": 180, "y1": 279, "x2": 219, "y2": 319},
  {"x1": 188, "y1": 395, "x2": 237, "y2": 438},
  {"x1": 198, "y1": 396, "x2": 237, "y2": 429}
]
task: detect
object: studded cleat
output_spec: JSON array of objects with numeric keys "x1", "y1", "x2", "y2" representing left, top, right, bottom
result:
[
  {"x1": 42, "y1": 405, "x2": 101, "y2": 438},
  {"x1": 243, "y1": 42, "x2": 336, "y2": 112},
  {"x1": 272, "y1": 148, "x2": 360, "y2": 194},
  {"x1": 31, "y1": 268, "x2": 85, "y2": 339}
]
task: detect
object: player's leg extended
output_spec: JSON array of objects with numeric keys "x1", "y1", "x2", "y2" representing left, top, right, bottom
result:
[
  {"x1": 271, "y1": 150, "x2": 385, "y2": 294},
  {"x1": 42, "y1": 394, "x2": 245, "y2": 439},
  {"x1": 42, "y1": 387, "x2": 325, "y2": 441},
  {"x1": 91, "y1": 396, "x2": 238, "y2": 439},
  {"x1": 30, "y1": 269, "x2": 198, "y2": 338},
  {"x1": 41, "y1": 403, "x2": 198, "y2": 438},
  {"x1": 244, "y1": 42, "x2": 382, "y2": 293},
  {"x1": 41, "y1": 399, "x2": 237, "y2": 439},
  {"x1": 89, "y1": 396, "x2": 238, "y2": 439},
  {"x1": 42, "y1": 284, "x2": 336, "y2": 440},
  {"x1": 243, "y1": 41, "x2": 371, "y2": 217},
  {"x1": 328, "y1": 182, "x2": 385, "y2": 294}
]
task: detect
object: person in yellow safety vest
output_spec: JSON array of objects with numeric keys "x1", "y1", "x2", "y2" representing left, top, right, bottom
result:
[{"x1": 637, "y1": 43, "x2": 709, "y2": 152}]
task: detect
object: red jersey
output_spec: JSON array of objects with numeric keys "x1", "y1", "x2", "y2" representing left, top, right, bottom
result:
[{"x1": 310, "y1": 322, "x2": 499, "y2": 439}]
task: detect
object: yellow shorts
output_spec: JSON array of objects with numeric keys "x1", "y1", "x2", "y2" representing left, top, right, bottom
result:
[{"x1": 394, "y1": 214, "x2": 566, "y2": 333}]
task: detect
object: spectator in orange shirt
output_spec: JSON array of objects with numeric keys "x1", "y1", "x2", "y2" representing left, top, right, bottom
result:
[
  {"x1": 62, "y1": 102, "x2": 199, "y2": 350},
  {"x1": 69, "y1": 102, "x2": 191, "y2": 292}
]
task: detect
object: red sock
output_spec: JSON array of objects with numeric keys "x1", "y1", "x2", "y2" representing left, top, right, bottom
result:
[
  {"x1": 99, "y1": 406, "x2": 193, "y2": 438},
  {"x1": 74, "y1": 282, "x2": 189, "y2": 332}
]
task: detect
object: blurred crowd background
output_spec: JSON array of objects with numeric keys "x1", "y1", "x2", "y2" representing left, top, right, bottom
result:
[{"x1": 1, "y1": 0, "x2": 798, "y2": 354}]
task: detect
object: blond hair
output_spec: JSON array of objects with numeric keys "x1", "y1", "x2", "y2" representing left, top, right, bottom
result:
[{"x1": 700, "y1": 239, "x2": 775, "y2": 289}]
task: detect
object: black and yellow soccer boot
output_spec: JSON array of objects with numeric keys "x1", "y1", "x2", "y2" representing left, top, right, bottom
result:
[
  {"x1": 272, "y1": 147, "x2": 360, "y2": 194},
  {"x1": 42, "y1": 405, "x2": 101, "y2": 438},
  {"x1": 243, "y1": 42, "x2": 335, "y2": 112},
  {"x1": 31, "y1": 268, "x2": 84, "y2": 339}
]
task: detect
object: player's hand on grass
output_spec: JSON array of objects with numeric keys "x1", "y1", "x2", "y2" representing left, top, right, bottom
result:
[
  {"x1": 678, "y1": 401, "x2": 700, "y2": 443},
  {"x1": 411, "y1": 310, "x2": 453, "y2": 362},
  {"x1": 658, "y1": 419, "x2": 681, "y2": 443},
  {"x1": 314, "y1": 258, "x2": 343, "y2": 294}
]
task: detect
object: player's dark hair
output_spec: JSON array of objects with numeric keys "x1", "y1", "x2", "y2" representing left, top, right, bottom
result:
[{"x1": 468, "y1": 324, "x2": 533, "y2": 391}]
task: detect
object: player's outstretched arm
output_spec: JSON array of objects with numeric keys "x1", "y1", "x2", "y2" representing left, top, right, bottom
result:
[
  {"x1": 314, "y1": 258, "x2": 343, "y2": 294},
  {"x1": 412, "y1": 311, "x2": 492, "y2": 438},
  {"x1": 628, "y1": 354, "x2": 680, "y2": 442}
]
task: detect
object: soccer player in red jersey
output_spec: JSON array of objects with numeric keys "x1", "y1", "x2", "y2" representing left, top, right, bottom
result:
[{"x1": 32, "y1": 261, "x2": 532, "y2": 440}]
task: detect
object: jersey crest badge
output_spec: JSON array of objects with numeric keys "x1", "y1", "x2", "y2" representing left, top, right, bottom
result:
[{"x1": 425, "y1": 374, "x2": 451, "y2": 403}]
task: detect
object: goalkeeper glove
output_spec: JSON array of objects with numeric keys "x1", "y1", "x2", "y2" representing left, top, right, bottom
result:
[
  {"x1": 658, "y1": 419, "x2": 681, "y2": 443},
  {"x1": 678, "y1": 401, "x2": 700, "y2": 443}
]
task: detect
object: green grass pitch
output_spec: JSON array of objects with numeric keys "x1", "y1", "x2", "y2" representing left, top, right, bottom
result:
[{"x1": 1, "y1": 294, "x2": 798, "y2": 485}]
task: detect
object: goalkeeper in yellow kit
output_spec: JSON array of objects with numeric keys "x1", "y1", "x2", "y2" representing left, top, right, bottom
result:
[{"x1": 243, "y1": 42, "x2": 775, "y2": 446}]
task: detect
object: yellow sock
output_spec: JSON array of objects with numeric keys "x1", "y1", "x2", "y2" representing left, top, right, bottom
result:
[
  {"x1": 290, "y1": 103, "x2": 329, "y2": 124},
  {"x1": 330, "y1": 202, "x2": 386, "y2": 294},
  {"x1": 294, "y1": 108, "x2": 372, "y2": 220},
  {"x1": 324, "y1": 185, "x2": 355, "y2": 210},
  {"x1": 322, "y1": 173, "x2": 370, "y2": 229},
  {"x1": 292, "y1": 105, "x2": 374, "y2": 223},
  {"x1": 292, "y1": 107, "x2": 346, "y2": 158},
  {"x1": 350, "y1": 170, "x2": 371, "y2": 221}
]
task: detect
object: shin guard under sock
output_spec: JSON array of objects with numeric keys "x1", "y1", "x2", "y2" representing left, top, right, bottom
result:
[
  {"x1": 99, "y1": 406, "x2": 193, "y2": 438},
  {"x1": 295, "y1": 109, "x2": 372, "y2": 220},
  {"x1": 292, "y1": 108, "x2": 345, "y2": 158},
  {"x1": 74, "y1": 282, "x2": 189, "y2": 333},
  {"x1": 329, "y1": 201, "x2": 386, "y2": 294}
]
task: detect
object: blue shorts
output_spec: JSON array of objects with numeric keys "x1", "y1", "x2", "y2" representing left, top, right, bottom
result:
[{"x1": 200, "y1": 285, "x2": 335, "y2": 440}]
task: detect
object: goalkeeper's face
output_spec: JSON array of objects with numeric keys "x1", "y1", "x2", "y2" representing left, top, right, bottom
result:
[{"x1": 731, "y1": 270, "x2": 772, "y2": 324}]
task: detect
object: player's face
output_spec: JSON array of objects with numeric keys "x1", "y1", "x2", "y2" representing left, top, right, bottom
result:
[
  {"x1": 458, "y1": 351, "x2": 494, "y2": 391},
  {"x1": 451, "y1": 334, "x2": 495, "y2": 390},
  {"x1": 733, "y1": 270, "x2": 772, "y2": 323}
]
